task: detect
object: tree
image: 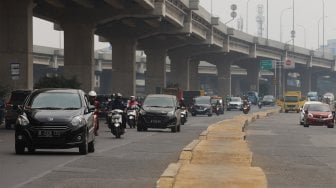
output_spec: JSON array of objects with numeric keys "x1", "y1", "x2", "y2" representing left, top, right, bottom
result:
[{"x1": 34, "y1": 75, "x2": 81, "y2": 89}]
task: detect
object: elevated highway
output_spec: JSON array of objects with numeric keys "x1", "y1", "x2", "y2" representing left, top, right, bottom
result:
[{"x1": 0, "y1": 0, "x2": 335, "y2": 98}]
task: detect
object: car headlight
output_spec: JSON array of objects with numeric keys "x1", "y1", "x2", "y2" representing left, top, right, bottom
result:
[
  {"x1": 17, "y1": 114, "x2": 29, "y2": 126},
  {"x1": 71, "y1": 116, "x2": 86, "y2": 127},
  {"x1": 167, "y1": 110, "x2": 174, "y2": 116},
  {"x1": 308, "y1": 113, "x2": 313, "y2": 118},
  {"x1": 328, "y1": 114, "x2": 333, "y2": 118}
]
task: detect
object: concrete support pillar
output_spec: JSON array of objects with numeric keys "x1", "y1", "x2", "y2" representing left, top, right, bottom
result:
[
  {"x1": 231, "y1": 76, "x2": 241, "y2": 96},
  {"x1": 189, "y1": 59, "x2": 200, "y2": 90},
  {"x1": 63, "y1": 22, "x2": 95, "y2": 92},
  {"x1": 298, "y1": 68, "x2": 311, "y2": 94},
  {"x1": 246, "y1": 64, "x2": 260, "y2": 93},
  {"x1": 144, "y1": 48, "x2": 167, "y2": 94},
  {"x1": 216, "y1": 63, "x2": 231, "y2": 98},
  {"x1": 311, "y1": 73, "x2": 318, "y2": 92},
  {"x1": 0, "y1": 0, "x2": 33, "y2": 89},
  {"x1": 169, "y1": 54, "x2": 189, "y2": 90},
  {"x1": 110, "y1": 38, "x2": 137, "y2": 96}
]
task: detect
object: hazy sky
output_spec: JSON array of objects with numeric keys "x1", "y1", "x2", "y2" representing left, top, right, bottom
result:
[{"x1": 33, "y1": 0, "x2": 335, "y2": 50}]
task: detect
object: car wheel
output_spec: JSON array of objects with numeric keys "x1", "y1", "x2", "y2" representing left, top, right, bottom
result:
[
  {"x1": 285, "y1": 110, "x2": 288, "y2": 113},
  {"x1": 303, "y1": 123, "x2": 309, "y2": 127},
  {"x1": 208, "y1": 114, "x2": 212, "y2": 117},
  {"x1": 88, "y1": 140, "x2": 95, "y2": 153},
  {"x1": 79, "y1": 133, "x2": 88, "y2": 155},
  {"x1": 191, "y1": 113, "x2": 196, "y2": 116},
  {"x1": 327, "y1": 124, "x2": 334, "y2": 128},
  {"x1": 137, "y1": 124, "x2": 142, "y2": 131},
  {"x1": 300, "y1": 121, "x2": 303, "y2": 125},
  {"x1": 171, "y1": 125, "x2": 177, "y2": 133},
  {"x1": 15, "y1": 142, "x2": 25, "y2": 154},
  {"x1": 5, "y1": 121, "x2": 11, "y2": 129}
]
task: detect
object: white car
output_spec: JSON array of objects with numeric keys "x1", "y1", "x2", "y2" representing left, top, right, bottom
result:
[
  {"x1": 227, "y1": 97, "x2": 243, "y2": 111},
  {"x1": 299, "y1": 101, "x2": 323, "y2": 125}
]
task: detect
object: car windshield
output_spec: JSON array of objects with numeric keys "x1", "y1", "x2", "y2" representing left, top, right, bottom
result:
[
  {"x1": 230, "y1": 97, "x2": 241, "y2": 102},
  {"x1": 308, "y1": 104, "x2": 331, "y2": 112},
  {"x1": 284, "y1": 96, "x2": 298, "y2": 102},
  {"x1": 29, "y1": 92, "x2": 81, "y2": 109},
  {"x1": 263, "y1": 96, "x2": 274, "y2": 100},
  {"x1": 143, "y1": 96, "x2": 174, "y2": 107},
  {"x1": 194, "y1": 97, "x2": 210, "y2": 105}
]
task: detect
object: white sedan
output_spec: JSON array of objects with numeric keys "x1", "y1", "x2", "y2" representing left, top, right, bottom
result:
[
  {"x1": 227, "y1": 97, "x2": 243, "y2": 111},
  {"x1": 299, "y1": 101, "x2": 323, "y2": 125}
]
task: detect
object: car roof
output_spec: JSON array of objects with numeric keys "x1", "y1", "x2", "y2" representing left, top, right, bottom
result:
[
  {"x1": 146, "y1": 94, "x2": 176, "y2": 98},
  {"x1": 303, "y1": 101, "x2": 322, "y2": 105},
  {"x1": 32, "y1": 88, "x2": 82, "y2": 95}
]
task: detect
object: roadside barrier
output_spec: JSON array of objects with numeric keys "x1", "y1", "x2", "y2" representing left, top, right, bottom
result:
[{"x1": 157, "y1": 107, "x2": 281, "y2": 188}]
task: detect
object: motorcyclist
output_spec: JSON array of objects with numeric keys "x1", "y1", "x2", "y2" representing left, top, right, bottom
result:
[
  {"x1": 88, "y1": 90, "x2": 100, "y2": 136},
  {"x1": 127, "y1": 96, "x2": 138, "y2": 109},
  {"x1": 110, "y1": 93, "x2": 127, "y2": 128},
  {"x1": 242, "y1": 95, "x2": 250, "y2": 109},
  {"x1": 179, "y1": 98, "x2": 186, "y2": 108}
]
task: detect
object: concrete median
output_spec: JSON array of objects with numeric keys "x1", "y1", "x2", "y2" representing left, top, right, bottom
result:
[{"x1": 157, "y1": 107, "x2": 280, "y2": 188}]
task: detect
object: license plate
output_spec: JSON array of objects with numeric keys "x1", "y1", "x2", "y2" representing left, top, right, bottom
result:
[
  {"x1": 38, "y1": 130, "x2": 60, "y2": 137},
  {"x1": 151, "y1": 120, "x2": 161, "y2": 123}
]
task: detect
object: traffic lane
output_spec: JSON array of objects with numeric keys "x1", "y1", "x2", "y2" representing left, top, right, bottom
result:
[
  {"x1": 246, "y1": 112, "x2": 336, "y2": 187},
  {"x1": 0, "y1": 127, "x2": 91, "y2": 188},
  {"x1": 0, "y1": 106, "x2": 269, "y2": 188},
  {"x1": 7, "y1": 109, "x2": 250, "y2": 188}
]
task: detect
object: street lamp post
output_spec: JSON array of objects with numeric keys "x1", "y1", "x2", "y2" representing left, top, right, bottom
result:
[
  {"x1": 280, "y1": 7, "x2": 292, "y2": 42},
  {"x1": 296, "y1": 24, "x2": 306, "y2": 48},
  {"x1": 322, "y1": 0, "x2": 325, "y2": 56},
  {"x1": 317, "y1": 16, "x2": 327, "y2": 50},
  {"x1": 246, "y1": 0, "x2": 250, "y2": 33}
]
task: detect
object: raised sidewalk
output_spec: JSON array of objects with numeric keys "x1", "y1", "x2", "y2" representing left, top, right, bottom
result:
[{"x1": 156, "y1": 108, "x2": 280, "y2": 188}]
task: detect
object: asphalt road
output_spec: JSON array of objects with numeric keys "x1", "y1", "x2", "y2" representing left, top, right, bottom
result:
[
  {"x1": 0, "y1": 107, "x2": 256, "y2": 188},
  {"x1": 247, "y1": 112, "x2": 336, "y2": 188}
]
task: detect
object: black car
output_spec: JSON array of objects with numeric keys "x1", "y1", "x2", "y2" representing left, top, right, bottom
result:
[
  {"x1": 137, "y1": 94, "x2": 181, "y2": 133},
  {"x1": 15, "y1": 88, "x2": 95, "y2": 155},
  {"x1": 5, "y1": 89, "x2": 32, "y2": 129},
  {"x1": 190, "y1": 96, "x2": 213, "y2": 116},
  {"x1": 261, "y1": 95, "x2": 275, "y2": 106}
]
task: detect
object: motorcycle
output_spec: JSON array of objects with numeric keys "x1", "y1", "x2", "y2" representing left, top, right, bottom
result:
[
  {"x1": 258, "y1": 101, "x2": 262, "y2": 109},
  {"x1": 107, "y1": 109, "x2": 125, "y2": 138},
  {"x1": 214, "y1": 105, "x2": 221, "y2": 116},
  {"x1": 180, "y1": 107, "x2": 188, "y2": 125},
  {"x1": 242, "y1": 104, "x2": 250, "y2": 114},
  {"x1": 126, "y1": 106, "x2": 138, "y2": 128}
]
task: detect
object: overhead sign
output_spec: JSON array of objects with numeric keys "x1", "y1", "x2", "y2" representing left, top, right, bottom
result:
[
  {"x1": 283, "y1": 59, "x2": 295, "y2": 69},
  {"x1": 260, "y1": 60, "x2": 273, "y2": 70}
]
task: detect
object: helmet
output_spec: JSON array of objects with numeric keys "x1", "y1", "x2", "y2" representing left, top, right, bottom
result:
[
  {"x1": 130, "y1": 96, "x2": 135, "y2": 101},
  {"x1": 116, "y1": 93, "x2": 122, "y2": 98},
  {"x1": 88, "y1": 90, "x2": 97, "y2": 97}
]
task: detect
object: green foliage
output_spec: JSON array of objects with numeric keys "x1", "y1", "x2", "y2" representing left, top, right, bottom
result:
[{"x1": 34, "y1": 75, "x2": 81, "y2": 89}]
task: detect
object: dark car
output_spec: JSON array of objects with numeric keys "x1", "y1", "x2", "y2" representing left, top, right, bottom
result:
[
  {"x1": 5, "y1": 89, "x2": 32, "y2": 129},
  {"x1": 190, "y1": 96, "x2": 213, "y2": 116},
  {"x1": 15, "y1": 88, "x2": 95, "y2": 155},
  {"x1": 303, "y1": 103, "x2": 334, "y2": 128},
  {"x1": 261, "y1": 95, "x2": 275, "y2": 106},
  {"x1": 137, "y1": 94, "x2": 181, "y2": 133}
]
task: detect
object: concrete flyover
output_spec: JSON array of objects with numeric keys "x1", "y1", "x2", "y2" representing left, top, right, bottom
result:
[
  {"x1": 0, "y1": 0, "x2": 335, "y2": 97},
  {"x1": 156, "y1": 107, "x2": 281, "y2": 188}
]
